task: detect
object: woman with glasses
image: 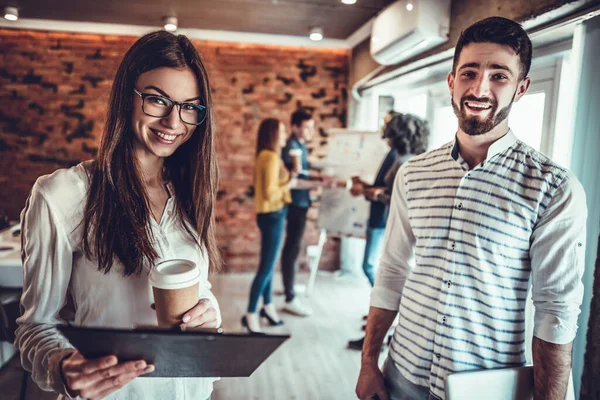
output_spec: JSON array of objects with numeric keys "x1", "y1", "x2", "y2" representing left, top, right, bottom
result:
[
  {"x1": 15, "y1": 31, "x2": 220, "y2": 400},
  {"x1": 242, "y1": 118, "x2": 294, "y2": 333}
]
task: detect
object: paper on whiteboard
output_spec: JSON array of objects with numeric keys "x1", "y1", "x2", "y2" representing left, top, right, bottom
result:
[
  {"x1": 317, "y1": 129, "x2": 389, "y2": 237},
  {"x1": 318, "y1": 128, "x2": 389, "y2": 180},
  {"x1": 318, "y1": 188, "x2": 369, "y2": 238}
]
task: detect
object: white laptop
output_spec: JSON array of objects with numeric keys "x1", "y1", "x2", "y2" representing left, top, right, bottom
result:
[{"x1": 445, "y1": 366, "x2": 534, "y2": 400}]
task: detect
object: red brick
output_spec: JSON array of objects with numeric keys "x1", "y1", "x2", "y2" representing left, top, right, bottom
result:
[{"x1": 0, "y1": 28, "x2": 346, "y2": 272}]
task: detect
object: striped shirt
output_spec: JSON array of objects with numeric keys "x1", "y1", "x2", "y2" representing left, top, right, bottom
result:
[{"x1": 371, "y1": 130, "x2": 587, "y2": 399}]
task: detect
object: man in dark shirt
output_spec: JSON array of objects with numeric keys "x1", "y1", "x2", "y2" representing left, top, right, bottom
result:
[
  {"x1": 347, "y1": 110, "x2": 398, "y2": 350},
  {"x1": 280, "y1": 109, "x2": 318, "y2": 316}
]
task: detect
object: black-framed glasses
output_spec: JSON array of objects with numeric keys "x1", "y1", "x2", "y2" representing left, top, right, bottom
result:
[{"x1": 133, "y1": 89, "x2": 207, "y2": 126}]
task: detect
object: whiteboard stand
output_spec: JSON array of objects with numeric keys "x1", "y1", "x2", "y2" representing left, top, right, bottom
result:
[{"x1": 304, "y1": 229, "x2": 328, "y2": 297}]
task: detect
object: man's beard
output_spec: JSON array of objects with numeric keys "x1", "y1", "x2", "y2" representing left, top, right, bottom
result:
[{"x1": 451, "y1": 93, "x2": 514, "y2": 136}]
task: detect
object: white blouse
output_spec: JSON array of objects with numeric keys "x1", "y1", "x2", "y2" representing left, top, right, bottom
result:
[{"x1": 15, "y1": 162, "x2": 221, "y2": 400}]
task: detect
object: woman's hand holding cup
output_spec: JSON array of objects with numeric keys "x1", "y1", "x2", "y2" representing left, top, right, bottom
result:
[{"x1": 180, "y1": 298, "x2": 219, "y2": 329}]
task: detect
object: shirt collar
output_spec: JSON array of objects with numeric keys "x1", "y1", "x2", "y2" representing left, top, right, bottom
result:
[
  {"x1": 166, "y1": 182, "x2": 174, "y2": 199},
  {"x1": 290, "y1": 134, "x2": 305, "y2": 146},
  {"x1": 399, "y1": 153, "x2": 415, "y2": 164},
  {"x1": 451, "y1": 129, "x2": 517, "y2": 162}
]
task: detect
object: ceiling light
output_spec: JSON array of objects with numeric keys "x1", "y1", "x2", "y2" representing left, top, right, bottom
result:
[
  {"x1": 341, "y1": 0, "x2": 357, "y2": 4},
  {"x1": 406, "y1": 3, "x2": 414, "y2": 11},
  {"x1": 3, "y1": 6, "x2": 18, "y2": 21},
  {"x1": 163, "y1": 16, "x2": 178, "y2": 32},
  {"x1": 309, "y1": 26, "x2": 323, "y2": 41}
]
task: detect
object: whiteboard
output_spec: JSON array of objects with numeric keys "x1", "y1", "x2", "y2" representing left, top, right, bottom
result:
[{"x1": 317, "y1": 129, "x2": 390, "y2": 237}]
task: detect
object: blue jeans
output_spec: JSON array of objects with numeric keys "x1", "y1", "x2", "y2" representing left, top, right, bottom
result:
[
  {"x1": 383, "y1": 358, "x2": 434, "y2": 400},
  {"x1": 362, "y1": 226, "x2": 386, "y2": 286},
  {"x1": 248, "y1": 207, "x2": 288, "y2": 313}
]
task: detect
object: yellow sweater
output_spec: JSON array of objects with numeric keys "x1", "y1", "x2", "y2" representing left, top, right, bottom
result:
[{"x1": 254, "y1": 150, "x2": 292, "y2": 213}]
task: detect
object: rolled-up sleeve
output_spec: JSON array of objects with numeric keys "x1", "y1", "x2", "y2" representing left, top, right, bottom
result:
[
  {"x1": 530, "y1": 172, "x2": 587, "y2": 344},
  {"x1": 370, "y1": 165, "x2": 416, "y2": 311},
  {"x1": 15, "y1": 181, "x2": 76, "y2": 395}
]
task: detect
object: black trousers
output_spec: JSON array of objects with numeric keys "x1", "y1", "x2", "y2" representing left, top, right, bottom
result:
[{"x1": 281, "y1": 204, "x2": 309, "y2": 302}]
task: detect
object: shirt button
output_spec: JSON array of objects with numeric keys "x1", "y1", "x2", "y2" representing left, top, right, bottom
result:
[
  {"x1": 436, "y1": 353, "x2": 441, "y2": 360},
  {"x1": 167, "y1": 211, "x2": 172, "y2": 217},
  {"x1": 457, "y1": 203, "x2": 462, "y2": 210},
  {"x1": 578, "y1": 242, "x2": 582, "y2": 247},
  {"x1": 442, "y1": 316, "x2": 447, "y2": 324},
  {"x1": 447, "y1": 280, "x2": 452, "y2": 288},
  {"x1": 450, "y1": 242, "x2": 456, "y2": 249}
]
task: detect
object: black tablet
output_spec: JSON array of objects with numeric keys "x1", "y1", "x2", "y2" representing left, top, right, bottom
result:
[{"x1": 57, "y1": 325, "x2": 290, "y2": 378}]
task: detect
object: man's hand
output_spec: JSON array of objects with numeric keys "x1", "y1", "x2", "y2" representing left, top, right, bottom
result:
[
  {"x1": 61, "y1": 351, "x2": 154, "y2": 400},
  {"x1": 180, "y1": 298, "x2": 219, "y2": 328},
  {"x1": 350, "y1": 183, "x2": 364, "y2": 197},
  {"x1": 356, "y1": 307, "x2": 397, "y2": 400},
  {"x1": 356, "y1": 360, "x2": 389, "y2": 400}
]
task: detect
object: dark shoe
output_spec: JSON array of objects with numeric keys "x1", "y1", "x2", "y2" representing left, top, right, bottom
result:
[
  {"x1": 348, "y1": 337, "x2": 365, "y2": 351},
  {"x1": 241, "y1": 316, "x2": 265, "y2": 335},
  {"x1": 260, "y1": 308, "x2": 284, "y2": 326}
]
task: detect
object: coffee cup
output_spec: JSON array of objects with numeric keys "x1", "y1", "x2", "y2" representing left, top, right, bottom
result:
[
  {"x1": 289, "y1": 148, "x2": 302, "y2": 174},
  {"x1": 149, "y1": 259, "x2": 200, "y2": 328}
]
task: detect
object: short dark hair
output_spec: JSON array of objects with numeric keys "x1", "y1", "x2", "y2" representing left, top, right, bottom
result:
[
  {"x1": 291, "y1": 109, "x2": 313, "y2": 127},
  {"x1": 384, "y1": 113, "x2": 429, "y2": 155},
  {"x1": 453, "y1": 17, "x2": 532, "y2": 80}
]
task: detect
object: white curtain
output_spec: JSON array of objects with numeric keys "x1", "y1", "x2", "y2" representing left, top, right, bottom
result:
[{"x1": 569, "y1": 14, "x2": 600, "y2": 399}]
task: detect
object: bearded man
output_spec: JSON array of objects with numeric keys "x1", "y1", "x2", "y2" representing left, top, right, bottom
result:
[{"x1": 356, "y1": 16, "x2": 588, "y2": 400}]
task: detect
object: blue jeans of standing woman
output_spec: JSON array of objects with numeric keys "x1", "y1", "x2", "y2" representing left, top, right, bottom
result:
[
  {"x1": 362, "y1": 226, "x2": 386, "y2": 287},
  {"x1": 248, "y1": 206, "x2": 288, "y2": 313}
]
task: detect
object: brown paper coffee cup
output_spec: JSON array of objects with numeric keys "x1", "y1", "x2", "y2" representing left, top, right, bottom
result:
[
  {"x1": 149, "y1": 259, "x2": 200, "y2": 328},
  {"x1": 289, "y1": 148, "x2": 302, "y2": 174}
]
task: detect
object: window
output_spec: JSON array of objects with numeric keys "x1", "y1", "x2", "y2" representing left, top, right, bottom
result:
[
  {"x1": 510, "y1": 91, "x2": 546, "y2": 151},
  {"x1": 430, "y1": 104, "x2": 456, "y2": 149},
  {"x1": 361, "y1": 39, "x2": 574, "y2": 170},
  {"x1": 393, "y1": 92, "x2": 428, "y2": 120},
  {"x1": 377, "y1": 95, "x2": 395, "y2": 129}
]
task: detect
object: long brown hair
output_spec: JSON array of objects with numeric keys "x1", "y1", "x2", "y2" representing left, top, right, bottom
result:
[
  {"x1": 82, "y1": 31, "x2": 221, "y2": 276},
  {"x1": 255, "y1": 118, "x2": 281, "y2": 155}
]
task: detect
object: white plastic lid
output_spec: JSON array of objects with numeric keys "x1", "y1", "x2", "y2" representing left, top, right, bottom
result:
[
  {"x1": 148, "y1": 259, "x2": 200, "y2": 290},
  {"x1": 289, "y1": 148, "x2": 302, "y2": 156}
]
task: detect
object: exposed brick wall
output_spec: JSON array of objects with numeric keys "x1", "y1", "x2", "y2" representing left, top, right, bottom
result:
[{"x1": 0, "y1": 28, "x2": 348, "y2": 272}]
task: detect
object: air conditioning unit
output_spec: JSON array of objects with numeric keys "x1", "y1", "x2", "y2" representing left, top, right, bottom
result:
[{"x1": 370, "y1": 0, "x2": 450, "y2": 66}]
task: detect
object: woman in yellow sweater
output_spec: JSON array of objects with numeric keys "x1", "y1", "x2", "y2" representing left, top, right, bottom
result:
[{"x1": 242, "y1": 118, "x2": 294, "y2": 333}]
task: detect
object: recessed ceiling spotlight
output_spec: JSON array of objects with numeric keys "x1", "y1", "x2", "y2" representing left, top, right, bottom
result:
[
  {"x1": 163, "y1": 16, "x2": 178, "y2": 32},
  {"x1": 309, "y1": 26, "x2": 323, "y2": 41},
  {"x1": 3, "y1": 6, "x2": 18, "y2": 21},
  {"x1": 341, "y1": 0, "x2": 357, "y2": 4},
  {"x1": 406, "y1": 3, "x2": 414, "y2": 11}
]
